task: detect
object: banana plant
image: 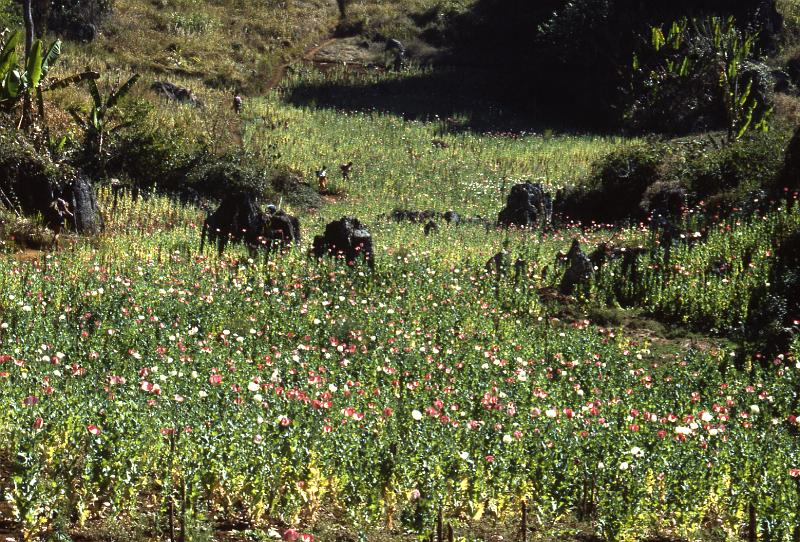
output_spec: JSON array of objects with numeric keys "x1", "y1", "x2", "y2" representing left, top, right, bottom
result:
[
  {"x1": 0, "y1": 30, "x2": 58, "y2": 109},
  {"x1": 0, "y1": 29, "x2": 100, "y2": 130},
  {"x1": 69, "y1": 73, "x2": 140, "y2": 160}
]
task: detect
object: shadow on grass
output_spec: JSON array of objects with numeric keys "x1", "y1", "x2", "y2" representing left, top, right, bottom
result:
[{"x1": 282, "y1": 66, "x2": 592, "y2": 134}]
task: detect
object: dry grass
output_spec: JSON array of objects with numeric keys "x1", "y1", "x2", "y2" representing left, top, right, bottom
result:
[{"x1": 50, "y1": 0, "x2": 339, "y2": 96}]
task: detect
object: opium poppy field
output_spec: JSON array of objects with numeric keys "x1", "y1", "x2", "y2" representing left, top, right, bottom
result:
[{"x1": 1, "y1": 97, "x2": 799, "y2": 542}]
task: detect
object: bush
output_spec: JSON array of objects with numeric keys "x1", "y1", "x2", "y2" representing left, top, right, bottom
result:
[
  {"x1": 627, "y1": 17, "x2": 774, "y2": 138},
  {"x1": 558, "y1": 129, "x2": 788, "y2": 224},
  {"x1": 36, "y1": 0, "x2": 114, "y2": 40},
  {"x1": 557, "y1": 143, "x2": 664, "y2": 223},
  {"x1": 664, "y1": 130, "x2": 787, "y2": 210},
  {"x1": 0, "y1": 128, "x2": 75, "y2": 216},
  {"x1": 106, "y1": 124, "x2": 198, "y2": 193},
  {"x1": 746, "y1": 228, "x2": 800, "y2": 356},
  {"x1": 445, "y1": 0, "x2": 781, "y2": 128},
  {"x1": 779, "y1": 124, "x2": 800, "y2": 193}
]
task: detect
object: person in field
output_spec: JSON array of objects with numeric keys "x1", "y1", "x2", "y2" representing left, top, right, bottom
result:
[
  {"x1": 340, "y1": 161, "x2": 353, "y2": 180},
  {"x1": 233, "y1": 93, "x2": 243, "y2": 114},
  {"x1": 50, "y1": 197, "x2": 73, "y2": 248},
  {"x1": 316, "y1": 166, "x2": 328, "y2": 192}
]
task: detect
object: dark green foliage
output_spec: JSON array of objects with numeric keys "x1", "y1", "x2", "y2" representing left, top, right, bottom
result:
[
  {"x1": 746, "y1": 228, "x2": 800, "y2": 356},
  {"x1": 627, "y1": 17, "x2": 773, "y2": 138},
  {"x1": 444, "y1": 0, "x2": 780, "y2": 128},
  {"x1": 0, "y1": 127, "x2": 78, "y2": 220},
  {"x1": 666, "y1": 130, "x2": 786, "y2": 209},
  {"x1": 185, "y1": 150, "x2": 267, "y2": 200},
  {"x1": 779, "y1": 124, "x2": 800, "y2": 193},
  {"x1": 270, "y1": 169, "x2": 321, "y2": 210},
  {"x1": 557, "y1": 143, "x2": 664, "y2": 223},
  {"x1": 558, "y1": 129, "x2": 787, "y2": 224},
  {"x1": 34, "y1": 0, "x2": 113, "y2": 40},
  {"x1": 107, "y1": 126, "x2": 322, "y2": 209}
]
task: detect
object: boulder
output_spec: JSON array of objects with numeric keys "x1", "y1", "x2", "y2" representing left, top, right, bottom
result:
[
  {"x1": 265, "y1": 210, "x2": 301, "y2": 249},
  {"x1": 559, "y1": 240, "x2": 592, "y2": 295},
  {"x1": 443, "y1": 210, "x2": 460, "y2": 224},
  {"x1": 200, "y1": 193, "x2": 267, "y2": 254},
  {"x1": 424, "y1": 220, "x2": 438, "y2": 236},
  {"x1": 390, "y1": 209, "x2": 438, "y2": 223},
  {"x1": 312, "y1": 216, "x2": 374, "y2": 268},
  {"x1": 151, "y1": 81, "x2": 203, "y2": 108},
  {"x1": 65, "y1": 176, "x2": 104, "y2": 234},
  {"x1": 498, "y1": 182, "x2": 552, "y2": 228}
]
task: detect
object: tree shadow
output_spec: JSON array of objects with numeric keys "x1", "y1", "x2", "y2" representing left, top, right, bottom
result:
[
  {"x1": 283, "y1": 65, "x2": 590, "y2": 135},
  {"x1": 285, "y1": 0, "x2": 780, "y2": 134}
]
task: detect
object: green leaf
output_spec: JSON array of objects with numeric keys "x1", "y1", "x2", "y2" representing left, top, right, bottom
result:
[
  {"x1": 90, "y1": 106, "x2": 101, "y2": 130},
  {"x1": 4, "y1": 68, "x2": 21, "y2": 98},
  {"x1": 651, "y1": 27, "x2": 665, "y2": 51},
  {"x1": 0, "y1": 50, "x2": 17, "y2": 81},
  {"x1": 87, "y1": 76, "x2": 102, "y2": 109},
  {"x1": 41, "y1": 40, "x2": 62, "y2": 78},
  {"x1": 68, "y1": 107, "x2": 88, "y2": 129},
  {"x1": 26, "y1": 40, "x2": 44, "y2": 91},
  {"x1": 0, "y1": 29, "x2": 21, "y2": 74},
  {"x1": 678, "y1": 57, "x2": 689, "y2": 77},
  {"x1": 106, "y1": 73, "x2": 140, "y2": 110}
]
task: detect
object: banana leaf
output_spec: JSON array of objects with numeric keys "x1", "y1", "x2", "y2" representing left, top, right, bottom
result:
[
  {"x1": 41, "y1": 40, "x2": 62, "y2": 79},
  {"x1": 0, "y1": 30, "x2": 21, "y2": 75},
  {"x1": 3, "y1": 69, "x2": 21, "y2": 99},
  {"x1": 0, "y1": 50, "x2": 16, "y2": 80},
  {"x1": 26, "y1": 39, "x2": 43, "y2": 91},
  {"x1": 44, "y1": 70, "x2": 100, "y2": 91},
  {"x1": 87, "y1": 76, "x2": 102, "y2": 109},
  {"x1": 106, "y1": 73, "x2": 139, "y2": 110}
]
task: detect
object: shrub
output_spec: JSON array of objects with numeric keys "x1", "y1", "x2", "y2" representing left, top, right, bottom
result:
[
  {"x1": 627, "y1": 17, "x2": 774, "y2": 138},
  {"x1": 779, "y1": 124, "x2": 800, "y2": 193},
  {"x1": 559, "y1": 129, "x2": 788, "y2": 224},
  {"x1": 270, "y1": 168, "x2": 321, "y2": 209},
  {"x1": 746, "y1": 228, "x2": 800, "y2": 356},
  {"x1": 0, "y1": 128, "x2": 74, "y2": 215},
  {"x1": 557, "y1": 142, "x2": 664, "y2": 223},
  {"x1": 184, "y1": 150, "x2": 267, "y2": 200},
  {"x1": 664, "y1": 130, "x2": 787, "y2": 209},
  {"x1": 36, "y1": 0, "x2": 114, "y2": 40}
]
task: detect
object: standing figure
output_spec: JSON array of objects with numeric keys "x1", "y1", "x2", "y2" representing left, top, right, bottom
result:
[
  {"x1": 50, "y1": 197, "x2": 73, "y2": 249},
  {"x1": 233, "y1": 93, "x2": 243, "y2": 114},
  {"x1": 340, "y1": 161, "x2": 353, "y2": 180},
  {"x1": 316, "y1": 166, "x2": 328, "y2": 192}
]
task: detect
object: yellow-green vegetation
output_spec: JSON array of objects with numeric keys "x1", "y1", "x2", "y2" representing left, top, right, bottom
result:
[
  {"x1": 54, "y1": 0, "x2": 337, "y2": 94},
  {"x1": 245, "y1": 75, "x2": 632, "y2": 215}
]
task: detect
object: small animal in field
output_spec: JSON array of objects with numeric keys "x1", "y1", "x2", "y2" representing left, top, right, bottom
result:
[
  {"x1": 316, "y1": 166, "x2": 328, "y2": 192},
  {"x1": 340, "y1": 161, "x2": 353, "y2": 180}
]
